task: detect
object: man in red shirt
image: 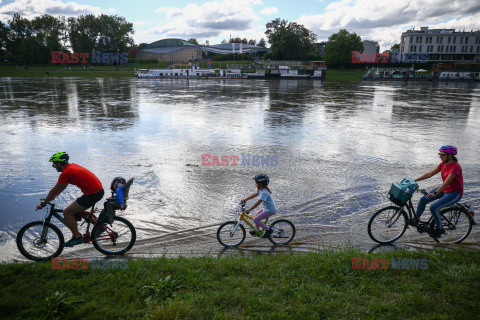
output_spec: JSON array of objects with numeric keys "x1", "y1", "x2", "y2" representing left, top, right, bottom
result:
[{"x1": 36, "y1": 152, "x2": 105, "y2": 247}]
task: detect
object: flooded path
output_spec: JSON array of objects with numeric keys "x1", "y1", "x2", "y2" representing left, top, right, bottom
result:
[{"x1": 1, "y1": 77, "x2": 479, "y2": 262}]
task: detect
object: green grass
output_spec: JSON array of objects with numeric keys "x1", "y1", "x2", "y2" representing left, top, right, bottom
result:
[
  {"x1": 0, "y1": 64, "x2": 366, "y2": 81},
  {"x1": 1, "y1": 249, "x2": 479, "y2": 319},
  {"x1": 0, "y1": 65, "x2": 137, "y2": 78},
  {"x1": 326, "y1": 69, "x2": 365, "y2": 81},
  {"x1": 0, "y1": 61, "x2": 254, "y2": 79}
]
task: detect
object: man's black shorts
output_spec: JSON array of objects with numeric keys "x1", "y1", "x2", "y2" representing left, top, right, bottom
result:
[{"x1": 76, "y1": 189, "x2": 105, "y2": 209}]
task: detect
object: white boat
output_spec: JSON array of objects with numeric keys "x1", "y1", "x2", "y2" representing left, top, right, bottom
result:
[
  {"x1": 436, "y1": 70, "x2": 480, "y2": 81},
  {"x1": 136, "y1": 65, "x2": 214, "y2": 79}
]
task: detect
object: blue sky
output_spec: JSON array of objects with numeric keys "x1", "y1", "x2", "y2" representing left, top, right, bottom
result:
[{"x1": 1, "y1": 0, "x2": 480, "y2": 51}]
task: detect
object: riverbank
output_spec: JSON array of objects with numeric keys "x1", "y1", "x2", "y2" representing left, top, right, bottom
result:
[
  {"x1": 0, "y1": 64, "x2": 364, "y2": 81},
  {"x1": 1, "y1": 249, "x2": 478, "y2": 319}
]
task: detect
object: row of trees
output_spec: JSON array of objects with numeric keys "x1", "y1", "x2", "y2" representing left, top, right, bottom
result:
[
  {"x1": 0, "y1": 13, "x2": 134, "y2": 64},
  {"x1": 1, "y1": 12, "x2": 370, "y2": 67}
]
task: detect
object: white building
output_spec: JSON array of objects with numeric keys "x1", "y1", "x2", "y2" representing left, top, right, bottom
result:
[{"x1": 398, "y1": 26, "x2": 480, "y2": 62}]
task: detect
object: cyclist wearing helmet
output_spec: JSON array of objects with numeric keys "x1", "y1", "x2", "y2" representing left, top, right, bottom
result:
[
  {"x1": 414, "y1": 145, "x2": 463, "y2": 237},
  {"x1": 36, "y1": 152, "x2": 105, "y2": 247},
  {"x1": 241, "y1": 174, "x2": 277, "y2": 238}
]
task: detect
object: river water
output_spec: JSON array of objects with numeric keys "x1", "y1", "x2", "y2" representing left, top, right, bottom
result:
[{"x1": 0, "y1": 77, "x2": 479, "y2": 262}]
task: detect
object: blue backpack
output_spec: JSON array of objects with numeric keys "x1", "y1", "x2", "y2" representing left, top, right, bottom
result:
[{"x1": 387, "y1": 177, "x2": 419, "y2": 206}]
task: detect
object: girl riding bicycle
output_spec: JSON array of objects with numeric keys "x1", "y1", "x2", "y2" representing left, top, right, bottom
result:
[
  {"x1": 241, "y1": 174, "x2": 276, "y2": 238},
  {"x1": 414, "y1": 145, "x2": 463, "y2": 238}
]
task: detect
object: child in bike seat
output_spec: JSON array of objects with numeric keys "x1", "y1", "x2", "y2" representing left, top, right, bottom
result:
[
  {"x1": 100, "y1": 176, "x2": 127, "y2": 224},
  {"x1": 241, "y1": 174, "x2": 276, "y2": 238}
]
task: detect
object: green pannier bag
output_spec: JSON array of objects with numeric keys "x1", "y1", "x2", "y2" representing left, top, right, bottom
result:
[{"x1": 387, "y1": 177, "x2": 419, "y2": 206}]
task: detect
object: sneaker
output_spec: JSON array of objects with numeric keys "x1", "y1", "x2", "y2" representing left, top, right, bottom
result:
[
  {"x1": 261, "y1": 228, "x2": 273, "y2": 238},
  {"x1": 249, "y1": 230, "x2": 259, "y2": 237},
  {"x1": 433, "y1": 228, "x2": 446, "y2": 238},
  {"x1": 63, "y1": 236, "x2": 86, "y2": 247}
]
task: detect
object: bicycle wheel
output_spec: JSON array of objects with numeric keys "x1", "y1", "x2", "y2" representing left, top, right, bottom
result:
[
  {"x1": 16, "y1": 221, "x2": 64, "y2": 261},
  {"x1": 434, "y1": 207, "x2": 473, "y2": 244},
  {"x1": 368, "y1": 206, "x2": 408, "y2": 244},
  {"x1": 268, "y1": 219, "x2": 295, "y2": 245},
  {"x1": 92, "y1": 216, "x2": 136, "y2": 255},
  {"x1": 217, "y1": 221, "x2": 246, "y2": 247}
]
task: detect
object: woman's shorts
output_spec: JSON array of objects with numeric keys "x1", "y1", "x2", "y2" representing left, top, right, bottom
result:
[{"x1": 76, "y1": 189, "x2": 105, "y2": 209}]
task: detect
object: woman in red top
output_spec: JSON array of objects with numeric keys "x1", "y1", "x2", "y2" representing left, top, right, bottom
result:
[
  {"x1": 414, "y1": 145, "x2": 463, "y2": 238},
  {"x1": 36, "y1": 152, "x2": 104, "y2": 247}
]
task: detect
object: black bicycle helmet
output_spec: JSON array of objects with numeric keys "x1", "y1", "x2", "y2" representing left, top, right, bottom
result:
[
  {"x1": 111, "y1": 176, "x2": 126, "y2": 192},
  {"x1": 253, "y1": 174, "x2": 269, "y2": 186}
]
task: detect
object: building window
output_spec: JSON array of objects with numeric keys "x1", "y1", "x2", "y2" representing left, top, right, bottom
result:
[
  {"x1": 447, "y1": 37, "x2": 451, "y2": 44},
  {"x1": 419, "y1": 45, "x2": 422, "y2": 52},
  {"x1": 477, "y1": 46, "x2": 480, "y2": 53},
  {"x1": 410, "y1": 36, "x2": 413, "y2": 43},
  {"x1": 465, "y1": 37, "x2": 469, "y2": 44},
  {"x1": 460, "y1": 37, "x2": 463, "y2": 44},
  {"x1": 453, "y1": 37, "x2": 456, "y2": 44},
  {"x1": 471, "y1": 46, "x2": 474, "y2": 53}
]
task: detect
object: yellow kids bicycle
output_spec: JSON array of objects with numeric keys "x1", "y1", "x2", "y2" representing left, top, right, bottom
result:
[{"x1": 217, "y1": 201, "x2": 295, "y2": 247}]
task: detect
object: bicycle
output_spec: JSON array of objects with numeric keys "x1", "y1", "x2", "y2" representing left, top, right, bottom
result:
[
  {"x1": 17, "y1": 178, "x2": 136, "y2": 261},
  {"x1": 217, "y1": 201, "x2": 295, "y2": 247},
  {"x1": 368, "y1": 188, "x2": 475, "y2": 244}
]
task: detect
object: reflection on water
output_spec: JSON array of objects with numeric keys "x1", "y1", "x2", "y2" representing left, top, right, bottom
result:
[{"x1": 0, "y1": 77, "x2": 479, "y2": 261}]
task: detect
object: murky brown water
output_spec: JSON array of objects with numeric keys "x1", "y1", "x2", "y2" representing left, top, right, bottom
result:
[{"x1": 1, "y1": 77, "x2": 479, "y2": 262}]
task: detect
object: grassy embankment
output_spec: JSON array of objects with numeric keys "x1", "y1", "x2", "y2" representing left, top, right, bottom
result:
[
  {"x1": 0, "y1": 63, "x2": 365, "y2": 81},
  {"x1": 1, "y1": 249, "x2": 479, "y2": 319}
]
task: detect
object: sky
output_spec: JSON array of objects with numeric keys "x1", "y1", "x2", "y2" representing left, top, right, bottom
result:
[{"x1": 1, "y1": 0, "x2": 480, "y2": 51}]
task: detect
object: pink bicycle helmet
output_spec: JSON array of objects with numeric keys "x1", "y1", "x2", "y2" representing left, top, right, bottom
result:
[{"x1": 439, "y1": 145, "x2": 457, "y2": 155}]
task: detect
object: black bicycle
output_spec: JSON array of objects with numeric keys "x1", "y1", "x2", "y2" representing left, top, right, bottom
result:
[
  {"x1": 16, "y1": 202, "x2": 136, "y2": 261},
  {"x1": 17, "y1": 178, "x2": 136, "y2": 261},
  {"x1": 368, "y1": 189, "x2": 475, "y2": 244}
]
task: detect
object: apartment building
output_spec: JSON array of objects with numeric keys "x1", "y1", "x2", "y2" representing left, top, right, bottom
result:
[{"x1": 398, "y1": 26, "x2": 480, "y2": 62}]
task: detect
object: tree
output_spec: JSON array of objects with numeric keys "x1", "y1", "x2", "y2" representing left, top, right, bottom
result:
[
  {"x1": 324, "y1": 29, "x2": 363, "y2": 68},
  {"x1": 68, "y1": 14, "x2": 101, "y2": 53},
  {"x1": 187, "y1": 38, "x2": 198, "y2": 45},
  {"x1": 0, "y1": 21, "x2": 9, "y2": 60},
  {"x1": 96, "y1": 15, "x2": 134, "y2": 52},
  {"x1": 265, "y1": 18, "x2": 316, "y2": 60},
  {"x1": 258, "y1": 38, "x2": 266, "y2": 48},
  {"x1": 390, "y1": 43, "x2": 400, "y2": 52},
  {"x1": 248, "y1": 39, "x2": 256, "y2": 45},
  {"x1": 31, "y1": 15, "x2": 66, "y2": 63},
  {"x1": 7, "y1": 13, "x2": 32, "y2": 62},
  {"x1": 68, "y1": 14, "x2": 134, "y2": 53}
]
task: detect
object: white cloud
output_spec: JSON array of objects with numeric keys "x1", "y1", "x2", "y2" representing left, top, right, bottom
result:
[
  {"x1": 0, "y1": 0, "x2": 115, "y2": 21},
  {"x1": 148, "y1": 0, "x2": 263, "y2": 40},
  {"x1": 134, "y1": 20, "x2": 147, "y2": 26},
  {"x1": 260, "y1": 7, "x2": 278, "y2": 15},
  {"x1": 297, "y1": 0, "x2": 480, "y2": 51}
]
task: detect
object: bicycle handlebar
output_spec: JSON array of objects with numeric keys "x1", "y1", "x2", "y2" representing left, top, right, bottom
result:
[{"x1": 418, "y1": 189, "x2": 428, "y2": 195}]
